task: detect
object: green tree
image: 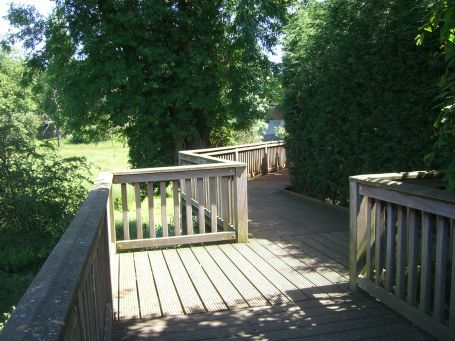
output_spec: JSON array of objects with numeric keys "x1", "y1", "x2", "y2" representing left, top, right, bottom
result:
[
  {"x1": 417, "y1": 0, "x2": 455, "y2": 190},
  {"x1": 0, "y1": 51, "x2": 90, "y2": 325},
  {"x1": 283, "y1": 0, "x2": 440, "y2": 204},
  {"x1": 5, "y1": 0, "x2": 289, "y2": 168}
]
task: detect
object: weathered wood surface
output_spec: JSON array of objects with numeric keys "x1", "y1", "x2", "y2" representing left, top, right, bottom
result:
[
  {"x1": 113, "y1": 172, "x2": 431, "y2": 340},
  {"x1": 351, "y1": 173, "x2": 455, "y2": 340}
]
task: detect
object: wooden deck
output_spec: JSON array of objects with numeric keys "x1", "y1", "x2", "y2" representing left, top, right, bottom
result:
[{"x1": 112, "y1": 172, "x2": 433, "y2": 340}]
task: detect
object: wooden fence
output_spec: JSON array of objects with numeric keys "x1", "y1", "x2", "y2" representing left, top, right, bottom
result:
[
  {"x1": 349, "y1": 171, "x2": 455, "y2": 340},
  {"x1": 111, "y1": 141, "x2": 285, "y2": 251},
  {"x1": 111, "y1": 163, "x2": 246, "y2": 250},
  {"x1": 1, "y1": 141, "x2": 286, "y2": 340},
  {"x1": 180, "y1": 141, "x2": 286, "y2": 178}
]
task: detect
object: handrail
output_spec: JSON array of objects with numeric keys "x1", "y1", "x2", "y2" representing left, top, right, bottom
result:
[
  {"x1": 349, "y1": 171, "x2": 455, "y2": 340},
  {"x1": 182, "y1": 141, "x2": 283, "y2": 155},
  {"x1": 180, "y1": 141, "x2": 286, "y2": 178}
]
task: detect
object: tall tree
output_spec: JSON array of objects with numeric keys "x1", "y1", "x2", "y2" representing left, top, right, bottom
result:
[{"x1": 6, "y1": 0, "x2": 289, "y2": 168}]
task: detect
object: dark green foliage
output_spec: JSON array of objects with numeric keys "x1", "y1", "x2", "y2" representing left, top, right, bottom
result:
[
  {"x1": 0, "y1": 52, "x2": 90, "y2": 324},
  {"x1": 283, "y1": 0, "x2": 441, "y2": 204},
  {"x1": 67, "y1": 126, "x2": 113, "y2": 144},
  {"x1": 417, "y1": 1, "x2": 455, "y2": 190},
  {"x1": 6, "y1": 0, "x2": 290, "y2": 168}
]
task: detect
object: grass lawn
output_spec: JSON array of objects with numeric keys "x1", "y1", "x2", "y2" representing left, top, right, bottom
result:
[
  {"x1": 57, "y1": 138, "x2": 130, "y2": 173},
  {"x1": 55, "y1": 138, "x2": 177, "y2": 238}
]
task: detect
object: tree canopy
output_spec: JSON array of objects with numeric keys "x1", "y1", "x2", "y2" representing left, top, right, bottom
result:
[{"x1": 6, "y1": 0, "x2": 289, "y2": 168}]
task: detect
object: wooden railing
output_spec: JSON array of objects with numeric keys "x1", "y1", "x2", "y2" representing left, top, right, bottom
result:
[
  {"x1": 0, "y1": 141, "x2": 286, "y2": 340},
  {"x1": 349, "y1": 171, "x2": 455, "y2": 340},
  {"x1": 111, "y1": 163, "x2": 247, "y2": 250},
  {"x1": 111, "y1": 141, "x2": 285, "y2": 251},
  {"x1": 180, "y1": 141, "x2": 286, "y2": 178},
  {"x1": 1, "y1": 173, "x2": 115, "y2": 340}
]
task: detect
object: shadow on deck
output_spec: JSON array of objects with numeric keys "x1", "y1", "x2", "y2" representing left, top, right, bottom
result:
[{"x1": 112, "y1": 172, "x2": 432, "y2": 340}]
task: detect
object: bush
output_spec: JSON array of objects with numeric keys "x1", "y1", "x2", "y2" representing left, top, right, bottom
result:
[
  {"x1": 0, "y1": 52, "x2": 91, "y2": 325},
  {"x1": 68, "y1": 126, "x2": 112, "y2": 144},
  {"x1": 0, "y1": 113, "x2": 90, "y2": 325},
  {"x1": 282, "y1": 0, "x2": 441, "y2": 205}
]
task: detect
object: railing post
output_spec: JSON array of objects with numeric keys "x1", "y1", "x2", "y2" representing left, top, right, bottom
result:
[
  {"x1": 261, "y1": 144, "x2": 268, "y2": 175},
  {"x1": 349, "y1": 179, "x2": 367, "y2": 292},
  {"x1": 108, "y1": 185, "x2": 116, "y2": 245},
  {"x1": 235, "y1": 148, "x2": 239, "y2": 161},
  {"x1": 234, "y1": 165, "x2": 248, "y2": 243}
]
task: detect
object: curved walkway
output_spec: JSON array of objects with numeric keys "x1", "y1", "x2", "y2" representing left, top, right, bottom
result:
[{"x1": 113, "y1": 171, "x2": 432, "y2": 340}]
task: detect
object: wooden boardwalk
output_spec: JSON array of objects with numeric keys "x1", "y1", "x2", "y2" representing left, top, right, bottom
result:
[{"x1": 113, "y1": 172, "x2": 433, "y2": 340}]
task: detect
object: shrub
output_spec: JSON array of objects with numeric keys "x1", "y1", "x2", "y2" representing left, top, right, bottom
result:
[
  {"x1": 0, "y1": 52, "x2": 91, "y2": 325},
  {"x1": 283, "y1": 0, "x2": 441, "y2": 205}
]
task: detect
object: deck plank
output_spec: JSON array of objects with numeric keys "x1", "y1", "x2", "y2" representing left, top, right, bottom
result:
[
  {"x1": 295, "y1": 235, "x2": 349, "y2": 267},
  {"x1": 162, "y1": 249, "x2": 205, "y2": 314},
  {"x1": 326, "y1": 231, "x2": 349, "y2": 247},
  {"x1": 114, "y1": 302, "x2": 417, "y2": 340},
  {"x1": 176, "y1": 248, "x2": 227, "y2": 312},
  {"x1": 204, "y1": 245, "x2": 269, "y2": 307},
  {"x1": 191, "y1": 246, "x2": 249, "y2": 310},
  {"x1": 148, "y1": 250, "x2": 183, "y2": 316},
  {"x1": 248, "y1": 239, "x2": 331, "y2": 299},
  {"x1": 134, "y1": 252, "x2": 161, "y2": 319},
  {"x1": 118, "y1": 253, "x2": 140, "y2": 320},
  {"x1": 218, "y1": 244, "x2": 291, "y2": 304},
  {"x1": 259, "y1": 238, "x2": 349, "y2": 293},
  {"x1": 232, "y1": 243, "x2": 308, "y2": 302},
  {"x1": 317, "y1": 232, "x2": 349, "y2": 256},
  {"x1": 278, "y1": 236, "x2": 349, "y2": 278}
]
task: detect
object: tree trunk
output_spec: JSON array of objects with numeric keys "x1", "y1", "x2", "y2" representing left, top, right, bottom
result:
[{"x1": 57, "y1": 128, "x2": 61, "y2": 147}]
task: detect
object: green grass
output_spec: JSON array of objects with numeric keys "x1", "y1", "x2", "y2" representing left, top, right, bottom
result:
[
  {"x1": 57, "y1": 138, "x2": 130, "y2": 173},
  {"x1": 55, "y1": 138, "x2": 178, "y2": 237},
  {"x1": 112, "y1": 183, "x2": 176, "y2": 240}
]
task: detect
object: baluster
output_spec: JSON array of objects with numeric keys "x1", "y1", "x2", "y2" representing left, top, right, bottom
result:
[
  {"x1": 234, "y1": 166, "x2": 248, "y2": 243},
  {"x1": 229, "y1": 176, "x2": 234, "y2": 226},
  {"x1": 434, "y1": 216, "x2": 448, "y2": 321},
  {"x1": 375, "y1": 199, "x2": 384, "y2": 285},
  {"x1": 173, "y1": 180, "x2": 181, "y2": 236},
  {"x1": 216, "y1": 176, "x2": 221, "y2": 215},
  {"x1": 121, "y1": 183, "x2": 129, "y2": 240},
  {"x1": 395, "y1": 205, "x2": 406, "y2": 298},
  {"x1": 420, "y1": 212, "x2": 432, "y2": 313},
  {"x1": 197, "y1": 178, "x2": 205, "y2": 234},
  {"x1": 407, "y1": 208, "x2": 418, "y2": 305},
  {"x1": 450, "y1": 219, "x2": 455, "y2": 329},
  {"x1": 147, "y1": 182, "x2": 155, "y2": 238},
  {"x1": 221, "y1": 176, "x2": 229, "y2": 230},
  {"x1": 385, "y1": 203, "x2": 395, "y2": 291},
  {"x1": 209, "y1": 177, "x2": 217, "y2": 232},
  {"x1": 366, "y1": 197, "x2": 373, "y2": 279},
  {"x1": 134, "y1": 183, "x2": 143, "y2": 239},
  {"x1": 185, "y1": 179, "x2": 193, "y2": 234},
  {"x1": 160, "y1": 181, "x2": 168, "y2": 237}
]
